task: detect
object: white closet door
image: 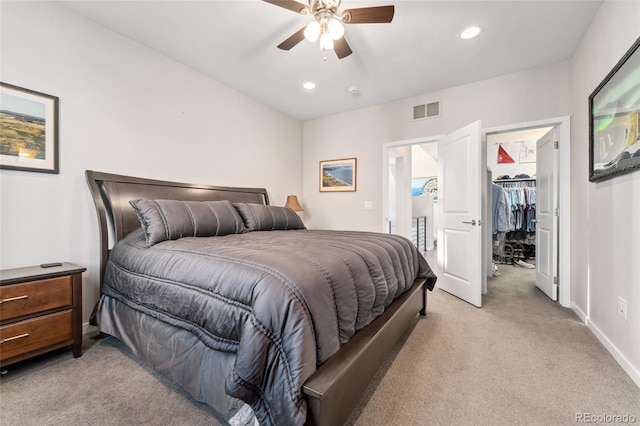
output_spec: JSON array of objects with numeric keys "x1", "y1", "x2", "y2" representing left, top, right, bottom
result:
[{"x1": 535, "y1": 129, "x2": 558, "y2": 300}]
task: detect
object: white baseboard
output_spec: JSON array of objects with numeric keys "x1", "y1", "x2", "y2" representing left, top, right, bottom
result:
[
  {"x1": 83, "y1": 322, "x2": 99, "y2": 336},
  {"x1": 571, "y1": 302, "x2": 587, "y2": 324},
  {"x1": 587, "y1": 318, "x2": 640, "y2": 389}
]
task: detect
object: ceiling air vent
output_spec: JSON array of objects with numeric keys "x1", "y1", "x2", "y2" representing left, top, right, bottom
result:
[{"x1": 413, "y1": 101, "x2": 441, "y2": 121}]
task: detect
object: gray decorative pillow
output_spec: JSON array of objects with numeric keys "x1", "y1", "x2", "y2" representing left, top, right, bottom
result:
[
  {"x1": 129, "y1": 199, "x2": 247, "y2": 247},
  {"x1": 233, "y1": 203, "x2": 306, "y2": 232}
]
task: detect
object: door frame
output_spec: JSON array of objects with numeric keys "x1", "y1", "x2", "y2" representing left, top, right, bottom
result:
[
  {"x1": 381, "y1": 135, "x2": 443, "y2": 234},
  {"x1": 484, "y1": 116, "x2": 571, "y2": 307},
  {"x1": 386, "y1": 145, "x2": 414, "y2": 239}
]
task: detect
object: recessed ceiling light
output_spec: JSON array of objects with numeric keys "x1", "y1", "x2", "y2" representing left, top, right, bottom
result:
[
  {"x1": 303, "y1": 82, "x2": 316, "y2": 90},
  {"x1": 460, "y1": 26, "x2": 482, "y2": 40}
]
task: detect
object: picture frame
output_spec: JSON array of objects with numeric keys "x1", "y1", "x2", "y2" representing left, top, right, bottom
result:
[
  {"x1": 589, "y1": 36, "x2": 640, "y2": 182},
  {"x1": 411, "y1": 176, "x2": 438, "y2": 201},
  {"x1": 1, "y1": 82, "x2": 59, "y2": 174},
  {"x1": 319, "y1": 158, "x2": 357, "y2": 192}
]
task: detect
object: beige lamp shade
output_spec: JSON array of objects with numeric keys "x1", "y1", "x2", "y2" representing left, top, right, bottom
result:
[{"x1": 285, "y1": 195, "x2": 304, "y2": 211}]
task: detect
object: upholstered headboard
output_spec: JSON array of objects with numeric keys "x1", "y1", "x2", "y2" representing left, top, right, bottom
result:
[{"x1": 85, "y1": 170, "x2": 269, "y2": 289}]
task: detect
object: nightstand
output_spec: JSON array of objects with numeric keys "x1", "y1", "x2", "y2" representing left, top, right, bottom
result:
[{"x1": 0, "y1": 263, "x2": 86, "y2": 367}]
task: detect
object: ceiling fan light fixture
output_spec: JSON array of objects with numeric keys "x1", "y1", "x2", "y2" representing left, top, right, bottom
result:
[
  {"x1": 327, "y1": 18, "x2": 344, "y2": 40},
  {"x1": 320, "y1": 32, "x2": 334, "y2": 51},
  {"x1": 265, "y1": 0, "x2": 394, "y2": 59},
  {"x1": 304, "y1": 21, "x2": 321, "y2": 42}
]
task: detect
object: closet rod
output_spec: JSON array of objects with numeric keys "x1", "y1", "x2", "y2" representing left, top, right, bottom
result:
[{"x1": 493, "y1": 178, "x2": 536, "y2": 183}]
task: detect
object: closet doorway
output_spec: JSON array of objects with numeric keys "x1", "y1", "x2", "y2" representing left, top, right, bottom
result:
[
  {"x1": 487, "y1": 126, "x2": 556, "y2": 300},
  {"x1": 484, "y1": 116, "x2": 571, "y2": 307}
]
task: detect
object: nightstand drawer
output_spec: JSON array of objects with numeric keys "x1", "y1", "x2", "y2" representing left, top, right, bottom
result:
[
  {"x1": 0, "y1": 310, "x2": 73, "y2": 362},
  {"x1": 0, "y1": 276, "x2": 72, "y2": 322}
]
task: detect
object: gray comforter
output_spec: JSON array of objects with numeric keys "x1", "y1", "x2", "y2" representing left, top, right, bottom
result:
[{"x1": 101, "y1": 228, "x2": 436, "y2": 425}]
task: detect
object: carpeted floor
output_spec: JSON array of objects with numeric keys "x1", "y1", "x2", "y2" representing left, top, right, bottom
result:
[
  {"x1": 0, "y1": 335, "x2": 225, "y2": 426},
  {"x1": 1, "y1": 263, "x2": 639, "y2": 425},
  {"x1": 348, "y1": 263, "x2": 640, "y2": 425}
]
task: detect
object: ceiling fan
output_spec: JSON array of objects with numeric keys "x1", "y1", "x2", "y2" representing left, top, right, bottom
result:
[{"x1": 263, "y1": 0, "x2": 395, "y2": 59}]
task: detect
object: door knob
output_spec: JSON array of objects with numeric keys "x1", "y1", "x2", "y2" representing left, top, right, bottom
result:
[{"x1": 462, "y1": 220, "x2": 477, "y2": 225}]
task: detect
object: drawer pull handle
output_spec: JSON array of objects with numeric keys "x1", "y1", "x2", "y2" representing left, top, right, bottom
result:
[
  {"x1": 0, "y1": 295, "x2": 29, "y2": 304},
  {"x1": 1, "y1": 333, "x2": 30, "y2": 344}
]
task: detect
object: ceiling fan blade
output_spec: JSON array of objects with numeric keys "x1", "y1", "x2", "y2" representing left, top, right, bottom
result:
[
  {"x1": 334, "y1": 37, "x2": 353, "y2": 59},
  {"x1": 263, "y1": 0, "x2": 310, "y2": 15},
  {"x1": 342, "y1": 5, "x2": 394, "y2": 24},
  {"x1": 277, "y1": 27, "x2": 307, "y2": 51}
]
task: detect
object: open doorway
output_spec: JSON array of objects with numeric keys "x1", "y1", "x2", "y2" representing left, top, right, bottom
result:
[
  {"x1": 487, "y1": 127, "x2": 554, "y2": 299},
  {"x1": 484, "y1": 116, "x2": 571, "y2": 307},
  {"x1": 383, "y1": 135, "x2": 441, "y2": 242},
  {"x1": 384, "y1": 121, "x2": 485, "y2": 308},
  {"x1": 383, "y1": 136, "x2": 442, "y2": 288},
  {"x1": 383, "y1": 136, "x2": 441, "y2": 253},
  {"x1": 411, "y1": 143, "x2": 438, "y2": 253}
]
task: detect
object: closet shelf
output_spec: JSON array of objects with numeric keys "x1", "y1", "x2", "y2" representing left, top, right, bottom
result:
[{"x1": 493, "y1": 177, "x2": 536, "y2": 183}]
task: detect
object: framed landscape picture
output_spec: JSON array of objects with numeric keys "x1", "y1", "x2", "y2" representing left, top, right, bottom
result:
[
  {"x1": 589, "y1": 36, "x2": 640, "y2": 182},
  {"x1": 319, "y1": 158, "x2": 357, "y2": 192},
  {"x1": 0, "y1": 82, "x2": 59, "y2": 173}
]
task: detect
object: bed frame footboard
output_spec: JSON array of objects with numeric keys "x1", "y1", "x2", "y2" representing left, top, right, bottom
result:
[{"x1": 303, "y1": 277, "x2": 427, "y2": 426}]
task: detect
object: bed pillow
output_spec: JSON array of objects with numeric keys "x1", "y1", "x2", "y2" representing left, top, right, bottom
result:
[
  {"x1": 129, "y1": 199, "x2": 247, "y2": 247},
  {"x1": 233, "y1": 203, "x2": 306, "y2": 232}
]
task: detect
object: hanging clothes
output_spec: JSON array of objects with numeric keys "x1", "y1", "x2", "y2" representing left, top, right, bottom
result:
[
  {"x1": 492, "y1": 183, "x2": 509, "y2": 234},
  {"x1": 492, "y1": 179, "x2": 537, "y2": 264},
  {"x1": 526, "y1": 186, "x2": 536, "y2": 233},
  {"x1": 498, "y1": 181, "x2": 536, "y2": 233}
]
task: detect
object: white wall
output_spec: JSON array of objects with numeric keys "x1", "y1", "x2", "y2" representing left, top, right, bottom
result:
[
  {"x1": 412, "y1": 144, "x2": 438, "y2": 178},
  {"x1": 0, "y1": 2, "x2": 302, "y2": 327},
  {"x1": 571, "y1": 1, "x2": 640, "y2": 385},
  {"x1": 302, "y1": 60, "x2": 572, "y2": 231}
]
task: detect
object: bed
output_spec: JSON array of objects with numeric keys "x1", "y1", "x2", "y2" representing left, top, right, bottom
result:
[{"x1": 86, "y1": 170, "x2": 437, "y2": 426}]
